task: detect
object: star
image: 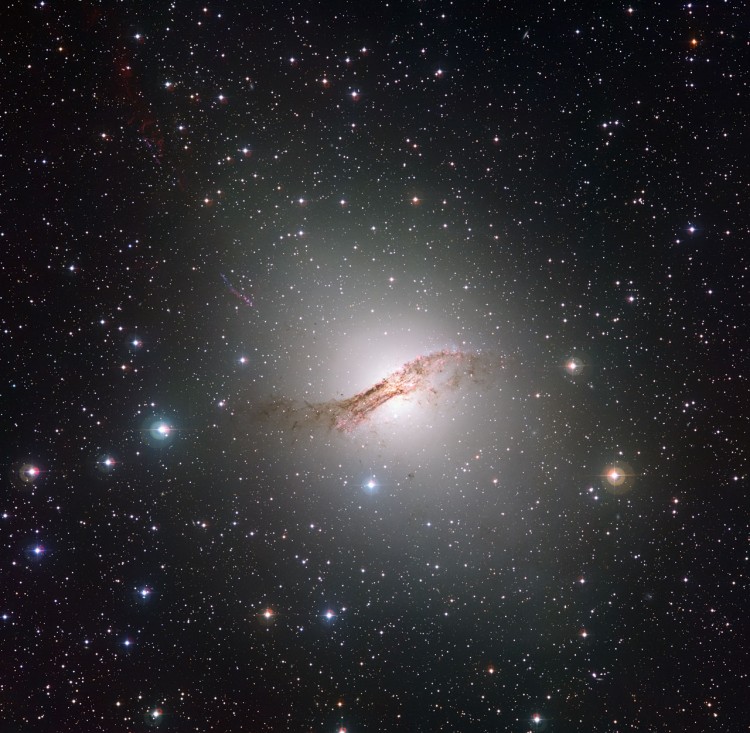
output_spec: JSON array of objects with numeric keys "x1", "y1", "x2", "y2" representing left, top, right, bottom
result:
[
  {"x1": 148, "y1": 420, "x2": 174, "y2": 442},
  {"x1": 564, "y1": 356, "x2": 584, "y2": 376}
]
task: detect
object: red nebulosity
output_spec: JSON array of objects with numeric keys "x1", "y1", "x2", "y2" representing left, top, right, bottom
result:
[
  {"x1": 112, "y1": 47, "x2": 165, "y2": 163},
  {"x1": 79, "y1": 2, "x2": 185, "y2": 187}
]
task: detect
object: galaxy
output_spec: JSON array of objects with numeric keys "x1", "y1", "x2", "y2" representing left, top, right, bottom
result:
[
  {"x1": 5, "y1": 2, "x2": 748, "y2": 732},
  {"x1": 255, "y1": 349, "x2": 501, "y2": 432}
]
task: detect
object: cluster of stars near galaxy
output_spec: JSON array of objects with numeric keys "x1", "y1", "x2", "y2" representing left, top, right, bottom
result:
[{"x1": 5, "y1": 1, "x2": 748, "y2": 731}]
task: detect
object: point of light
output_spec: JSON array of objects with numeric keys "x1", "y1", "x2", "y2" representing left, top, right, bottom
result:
[
  {"x1": 564, "y1": 356, "x2": 584, "y2": 376},
  {"x1": 148, "y1": 420, "x2": 174, "y2": 443},
  {"x1": 603, "y1": 462, "x2": 633, "y2": 492}
]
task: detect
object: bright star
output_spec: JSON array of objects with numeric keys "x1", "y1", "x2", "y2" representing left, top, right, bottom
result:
[{"x1": 565, "y1": 356, "x2": 584, "y2": 375}]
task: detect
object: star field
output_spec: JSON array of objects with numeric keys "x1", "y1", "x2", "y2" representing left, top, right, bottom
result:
[{"x1": 4, "y1": 1, "x2": 749, "y2": 731}]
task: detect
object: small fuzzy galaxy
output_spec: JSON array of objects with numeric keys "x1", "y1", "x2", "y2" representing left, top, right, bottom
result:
[{"x1": 5, "y1": 2, "x2": 749, "y2": 732}]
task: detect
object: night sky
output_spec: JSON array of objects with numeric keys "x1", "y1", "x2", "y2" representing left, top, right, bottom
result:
[{"x1": 5, "y1": 1, "x2": 749, "y2": 731}]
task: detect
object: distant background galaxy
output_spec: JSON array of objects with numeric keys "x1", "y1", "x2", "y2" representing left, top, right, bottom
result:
[{"x1": 4, "y1": 1, "x2": 749, "y2": 732}]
